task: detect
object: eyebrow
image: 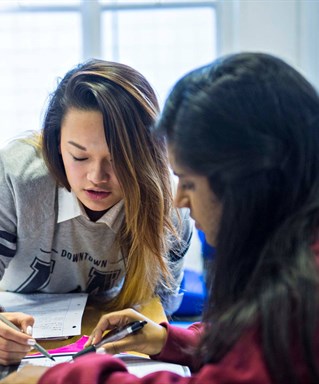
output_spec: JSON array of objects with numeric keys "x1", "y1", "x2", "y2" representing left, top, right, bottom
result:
[
  {"x1": 68, "y1": 141, "x2": 87, "y2": 151},
  {"x1": 173, "y1": 172, "x2": 185, "y2": 178}
]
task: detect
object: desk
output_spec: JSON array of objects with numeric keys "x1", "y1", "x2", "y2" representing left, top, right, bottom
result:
[
  {"x1": 39, "y1": 296, "x2": 167, "y2": 350},
  {"x1": 0, "y1": 296, "x2": 167, "y2": 380}
]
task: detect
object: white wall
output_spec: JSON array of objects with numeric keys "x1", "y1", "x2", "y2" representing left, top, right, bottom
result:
[{"x1": 216, "y1": 0, "x2": 319, "y2": 91}]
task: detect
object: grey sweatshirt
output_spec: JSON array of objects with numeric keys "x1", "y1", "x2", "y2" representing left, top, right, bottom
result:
[{"x1": 0, "y1": 140, "x2": 192, "y2": 313}]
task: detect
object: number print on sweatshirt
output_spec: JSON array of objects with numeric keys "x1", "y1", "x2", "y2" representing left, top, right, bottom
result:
[
  {"x1": 15, "y1": 248, "x2": 123, "y2": 294},
  {"x1": 16, "y1": 257, "x2": 56, "y2": 292},
  {"x1": 86, "y1": 268, "x2": 121, "y2": 294}
]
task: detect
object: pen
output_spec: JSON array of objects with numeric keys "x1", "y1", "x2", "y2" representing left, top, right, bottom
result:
[
  {"x1": 0, "y1": 313, "x2": 55, "y2": 361},
  {"x1": 73, "y1": 320, "x2": 147, "y2": 359}
]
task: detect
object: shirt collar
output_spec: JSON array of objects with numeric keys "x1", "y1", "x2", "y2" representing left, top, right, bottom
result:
[{"x1": 57, "y1": 188, "x2": 124, "y2": 229}]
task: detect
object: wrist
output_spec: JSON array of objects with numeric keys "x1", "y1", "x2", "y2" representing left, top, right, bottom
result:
[{"x1": 151, "y1": 324, "x2": 168, "y2": 356}]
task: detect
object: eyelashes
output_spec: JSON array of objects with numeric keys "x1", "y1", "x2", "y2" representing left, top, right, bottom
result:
[
  {"x1": 71, "y1": 155, "x2": 113, "y2": 165},
  {"x1": 72, "y1": 156, "x2": 88, "y2": 162},
  {"x1": 180, "y1": 181, "x2": 195, "y2": 191}
]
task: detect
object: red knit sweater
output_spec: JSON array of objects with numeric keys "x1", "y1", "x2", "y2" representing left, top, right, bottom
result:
[
  {"x1": 39, "y1": 244, "x2": 319, "y2": 383},
  {"x1": 39, "y1": 320, "x2": 319, "y2": 384}
]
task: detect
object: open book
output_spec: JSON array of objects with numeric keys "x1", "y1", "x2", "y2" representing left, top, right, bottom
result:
[{"x1": 17, "y1": 352, "x2": 191, "y2": 378}]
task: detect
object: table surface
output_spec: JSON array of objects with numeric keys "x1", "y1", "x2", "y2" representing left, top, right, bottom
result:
[{"x1": 37, "y1": 296, "x2": 167, "y2": 350}]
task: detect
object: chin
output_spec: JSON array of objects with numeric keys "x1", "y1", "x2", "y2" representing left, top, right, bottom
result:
[{"x1": 205, "y1": 236, "x2": 215, "y2": 247}]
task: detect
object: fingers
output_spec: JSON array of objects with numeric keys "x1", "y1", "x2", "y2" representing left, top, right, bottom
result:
[
  {"x1": 89, "y1": 309, "x2": 168, "y2": 356},
  {"x1": 108, "y1": 342, "x2": 120, "y2": 355},
  {"x1": 0, "y1": 312, "x2": 36, "y2": 365},
  {"x1": 97, "y1": 334, "x2": 144, "y2": 355},
  {"x1": 3, "y1": 312, "x2": 35, "y2": 336},
  {"x1": 96, "y1": 308, "x2": 146, "y2": 333},
  {"x1": 0, "y1": 337, "x2": 34, "y2": 365},
  {"x1": 85, "y1": 308, "x2": 146, "y2": 347}
]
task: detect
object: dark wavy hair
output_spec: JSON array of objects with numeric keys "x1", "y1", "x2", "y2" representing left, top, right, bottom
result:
[{"x1": 156, "y1": 52, "x2": 319, "y2": 383}]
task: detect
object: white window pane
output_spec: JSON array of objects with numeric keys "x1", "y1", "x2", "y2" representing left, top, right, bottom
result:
[
  {"x1": 0, "y1": 0, "x2": 80, "y2": 8},
  {"x1": 102, "y1": 7, "x2": 216, "y2": 106},
  {"x1": 100, "y1": 0, "x2": 211, "y2": 4},
  {"x1": 0, "y1": 12, "x2": 81, "y2": 147}
]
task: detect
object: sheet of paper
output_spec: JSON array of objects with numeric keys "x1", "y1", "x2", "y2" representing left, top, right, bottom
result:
[
  {"x1": 0, "y1": 292, "x2": 88, "y2": 338},
  {"x1": 118, "y1": 354, "x2": 191, "y2": 377},
  {"x1": 19, "y1": 353, "x2": 74, "y2": 369},
  {"x1": 18, "y1": 353, "x2": 191, "y2": 377}
]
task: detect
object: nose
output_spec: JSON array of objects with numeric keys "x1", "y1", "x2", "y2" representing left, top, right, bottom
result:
[{"x1": 87, "y1": 161, "x2": 110, "y2": 184}]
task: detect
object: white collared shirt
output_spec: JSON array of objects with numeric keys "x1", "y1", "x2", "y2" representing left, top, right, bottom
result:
[
  {"x1": 0, "y1": 139, "x2": 191, "y2": 313},
  {"x1": 57, "y1": 187, "x2": 124, "y2": 230}
]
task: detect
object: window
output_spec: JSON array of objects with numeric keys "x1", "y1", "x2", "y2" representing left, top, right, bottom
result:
[{"x1": 0, "y1": 1, "x2": 216, "y2": 146}]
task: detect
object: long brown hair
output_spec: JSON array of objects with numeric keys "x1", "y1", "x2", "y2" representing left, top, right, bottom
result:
[{"x1": 42, "y1": 59, "x2": 179, "y2": 309}]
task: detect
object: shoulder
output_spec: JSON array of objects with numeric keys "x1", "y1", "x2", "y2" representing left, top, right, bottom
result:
[
  {"x1": 1, "y1": 139, "x2": 44, "y2": 173},
  {"x1": 0, "y1": 139, "x2": 56, "y2": 212},
  {"x1": 0, "y1": 139, "x2": 53, "y2": 186}
]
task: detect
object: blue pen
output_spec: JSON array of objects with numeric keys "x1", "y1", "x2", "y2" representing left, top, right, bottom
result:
[{"x1": 73, "y1": 320, "x2": 147, "y2": 359}]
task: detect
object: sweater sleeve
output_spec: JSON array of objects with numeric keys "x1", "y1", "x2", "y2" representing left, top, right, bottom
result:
[
  {"x1": 0, "y1": 148, "x2": 18, "y2": 280},
  {"x1": 39, "y1": 325, "x2": 273, "y2": 384},
  {"x1": 150, "y1": 322, "x2": 203, "y2": 372},
  {"x1": 38, "y1": 324, "x2": 203, "y2": 384},
  {"x1": 39, "y1": 353, "x2": 202, "y2": 384},
  {"x1": 39, "y1": 323, "x2": 203, "y2": 384}
]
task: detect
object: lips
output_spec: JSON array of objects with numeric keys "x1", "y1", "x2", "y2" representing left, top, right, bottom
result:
[{"x1": 85, "y1": 189, "x2": 111, "y2": 201}]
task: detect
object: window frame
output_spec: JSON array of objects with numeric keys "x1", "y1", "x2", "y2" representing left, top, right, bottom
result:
[{"x1": 0, "y1": 1, "x2": 217, "y2": 59}]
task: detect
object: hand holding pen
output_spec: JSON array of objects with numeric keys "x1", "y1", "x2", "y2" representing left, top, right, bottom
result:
[
  {"x1": 0, "y1": 313, "x2": 55, "y2": 364},
  {"x1": 0, "y1": 311, "x2": 37, "y2": 365},
  {"x1": 82, "y1": 308, "x2": 168, "y2": 357},
  {"x1": 73, "y1": 320, "x2": 147, "y2": 359}
]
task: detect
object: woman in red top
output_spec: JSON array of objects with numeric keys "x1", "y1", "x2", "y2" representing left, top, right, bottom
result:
[{"x1": 2, "y1": 52, "x2": 319, "y2": 383}]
